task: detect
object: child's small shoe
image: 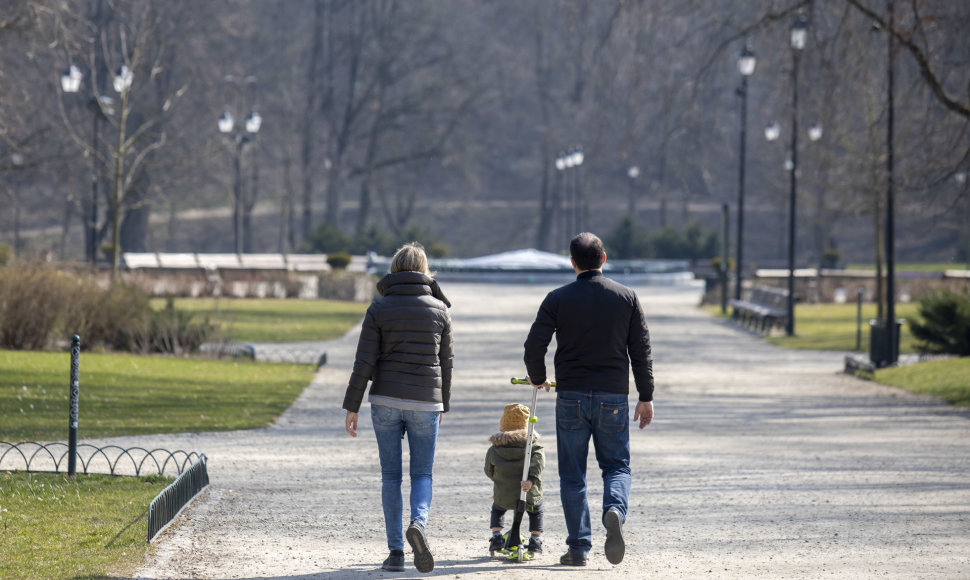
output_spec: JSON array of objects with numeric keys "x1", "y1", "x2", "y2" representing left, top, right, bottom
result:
[
  {"x1": 527, "y1": 534, "x2": 543, "y2": 555},
  {"x1": 489, "y1": 531, "x2": 505, "y2": 554}
]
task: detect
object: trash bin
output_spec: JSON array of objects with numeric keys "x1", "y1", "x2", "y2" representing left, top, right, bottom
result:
[{"x1": 869, "y1": 318, "x2": 904, "y2": 368}]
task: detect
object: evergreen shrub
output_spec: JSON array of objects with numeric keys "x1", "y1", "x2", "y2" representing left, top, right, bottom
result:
[{"x1": 909, "y1": 289, "x2": 970, "y2": 356}]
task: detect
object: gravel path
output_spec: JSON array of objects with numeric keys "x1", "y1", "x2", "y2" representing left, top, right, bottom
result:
[{"x1": 127, "y1": 281, "x2": 969, "y2": 579}]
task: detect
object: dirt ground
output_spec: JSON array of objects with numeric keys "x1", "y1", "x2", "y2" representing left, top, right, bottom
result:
[{"x1": 122, "y1": 281, "x2": 969, "y2": 579}]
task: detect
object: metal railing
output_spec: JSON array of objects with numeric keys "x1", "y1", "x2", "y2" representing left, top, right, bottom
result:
[
  {"x1": 0, "y1": 441, "x2": 202, "y2": 477},
  {"x1": 147, "y1": 454, "x2": 209, "y2": 541}
]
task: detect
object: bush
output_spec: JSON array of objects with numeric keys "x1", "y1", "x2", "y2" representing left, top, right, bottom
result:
[
  {"x1": 126, "y1": 295, "x2": 213, "y2": 355},
  {"x1": 427, "y1": 242, "x2": 450, "y2": 259},
  {"x1": 306, "y1": 224, "x2": 354, "y2": 254},
  {"x1": 710, "y1": 256, "x2": 735, "y2": 273},
  {"x1": 326, "y1": 252, "x2": 352, "y2": 270},
  {"x1": 0, "y1": 266, "x2": 70, "y2": 349},
  {"x1": 605, "y1": 216, "x2": 650, "y2": 259},
  {"x1": 306, "y1": 222, "x2": 450, "y2": 258},
  {"x1": 821, "y1": 248, "x2": 843, "y2": 269},
  {"x1": 61, "y1": 275, "x2": 153, "y2": 350},
  {"x1": 0, "y1": 243, "x2": 12, "y2": 266},
  {"x1": 909, "y1": 290, "x2": 970, "y2": 356},
  {"x1": 0, "y1": 266, "x2": 208, "y2": 353}
]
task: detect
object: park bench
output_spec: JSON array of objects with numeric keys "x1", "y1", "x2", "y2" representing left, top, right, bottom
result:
[{"x1": 729, "y1": 285, "x2": 790, "y2": 334}]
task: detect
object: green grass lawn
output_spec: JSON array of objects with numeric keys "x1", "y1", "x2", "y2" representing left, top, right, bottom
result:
[
  {"x1": 874, "y1": 357, "x2": 970, "y2": 407},
  {"x1": 703, "y1": 302, "x2": 969, "y2": 407},
  {"x1": 763, "y1": 302, "x2": 920, "y2": 353},
  {"x1": 703, "y1": 302, "x2": 920, "y2": 352},
  {"x1": 1, "y1": 297, "x2": 366, "y2": 577},
  {"x1": 152, "y1": 297, "x2": 368, "y2": 343},
  {"x1": 845, "y1": 262, "x2": 969, "y2": 272},
  {"x1": 0, "y1": 471, "x2": 170, "y2": 580},
  {"x1": 0, "y1": 350, "x2": 315, "y2": 442}
]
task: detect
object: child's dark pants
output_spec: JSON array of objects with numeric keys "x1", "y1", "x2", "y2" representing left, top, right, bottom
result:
[{"x1": 490, "y1": 501, "x2": 543, "y2": 533}]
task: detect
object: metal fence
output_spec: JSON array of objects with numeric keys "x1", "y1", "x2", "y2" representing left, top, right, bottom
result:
[
  {"x1": 147, "y1": 454, "x2": 209, "y2": 541},
  {"x1": 0, "y1": 441, "x2": 202, "y2": 477}
]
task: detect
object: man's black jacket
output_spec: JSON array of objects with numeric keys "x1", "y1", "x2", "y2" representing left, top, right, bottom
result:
[{"x1": 523, "y1": 270, "x2": 654, "y2": 401}]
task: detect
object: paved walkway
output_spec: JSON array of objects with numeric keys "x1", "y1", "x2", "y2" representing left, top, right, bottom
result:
[{"x1": 130, "y1": 281, "x2": 970, "y2": 579}]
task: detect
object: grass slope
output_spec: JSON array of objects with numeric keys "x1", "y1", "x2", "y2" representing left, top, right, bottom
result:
[
  {"x1": 152, "y1": 297, "x2": 368, "y2": 343},
  {"x1": 703, "y1": 302, "x2": 969, "y2": 407},
  {"x1": 1, "y1": 350, "x2": 315, "y2": 442},
  {"x1": 874, "y1": 357, "x2": 970, "y2": 407},
  {"x1": 703, "y1": 302, "x2": 919, "y2": 352},
  {"x1": 0, "y1": 472, "x2": 170, "y2": 580}
]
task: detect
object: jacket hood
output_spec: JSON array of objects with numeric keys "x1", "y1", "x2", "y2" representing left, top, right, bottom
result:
[
  {"x1": 488, "y1": 429, "x2": 540, "y2": 447},
  {"x1": 377, "y1": 271, "x2": 451, "y2": 308}
]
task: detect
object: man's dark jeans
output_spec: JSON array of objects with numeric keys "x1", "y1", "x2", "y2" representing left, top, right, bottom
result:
[{"x1": 556, "y1": 390, "x2": 631, "y2": 555}]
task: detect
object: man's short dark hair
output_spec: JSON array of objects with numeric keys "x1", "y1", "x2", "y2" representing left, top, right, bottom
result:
[{"x1": 570, "y1": 232, "x2": 605, "y2": 271}]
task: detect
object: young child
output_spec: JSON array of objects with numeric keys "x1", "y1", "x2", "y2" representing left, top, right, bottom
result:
[{"x1": 484, "y1": 402, "x2": 545, "y2": 556}]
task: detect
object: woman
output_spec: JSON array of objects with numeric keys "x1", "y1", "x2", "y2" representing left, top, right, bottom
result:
[{"x1": 343, "y1": 242, "x2": 453, "y2": 574}]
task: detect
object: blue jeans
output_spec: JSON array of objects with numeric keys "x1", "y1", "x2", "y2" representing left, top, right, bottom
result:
[
  {"x1": 371, "y1": 404, "x2": 440, "y2": 551},
  {"x1": 556, "y1": 391, "x2": 631, "y2": 555}
]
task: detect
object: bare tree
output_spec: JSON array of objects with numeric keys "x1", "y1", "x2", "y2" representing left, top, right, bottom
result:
[{"x1": 55, "y1": 0, "x2": 187, "y2": 278}]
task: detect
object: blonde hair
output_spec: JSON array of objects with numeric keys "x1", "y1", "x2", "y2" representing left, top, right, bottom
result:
[{"x1": 390, "y1": 242, "x2": 431, "y2": 275}]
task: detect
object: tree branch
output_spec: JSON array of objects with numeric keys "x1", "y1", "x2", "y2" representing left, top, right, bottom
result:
[{"x1": 845, "y1": 0, "x2": 970, "y2": 118}]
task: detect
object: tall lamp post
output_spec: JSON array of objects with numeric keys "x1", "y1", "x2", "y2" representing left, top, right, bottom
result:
[
  {"x1": 785, "y1": 15, "x2": 808, "y2": 336},
  {"x1": 556, "y1": 146, "x2": 584, "y2": 241},
  {"x1": 573, "y1": 145, "x2": 588, "y2": 233},
  {"x1": 555, "y1": 152, "x2": 567, "y2": 248},
  {"x1": 884, "y1": 0, "x2": 898, "y2": 366},
  {"x1": 764, "y1": 118, "x2": 822, "y2": 255},
  {"x1": 61, "y1": 64, "x2": 114, "y2": 265},
  {"x1": 218, "y1": 107, "x2": 262, "y2": 254},
  {"x1": 571, "y1": 146, "x2": 585, "y2": 233},
  {"x1": 735, "y1": 45, "x2": 757, "y2": 305},
  {"x1": 627, "y1": 165, "x2": 640, "y2": 215}
]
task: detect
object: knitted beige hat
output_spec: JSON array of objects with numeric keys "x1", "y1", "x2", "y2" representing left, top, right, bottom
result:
[{"x1": 500, "y1": 403, "x2": 530, "y2": 432}]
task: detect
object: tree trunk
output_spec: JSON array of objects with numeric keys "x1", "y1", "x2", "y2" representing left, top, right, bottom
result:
[
  {"x1": 120, "y1": 204, "x2": 149, "y2": 252},
  {"x1": 300, "y1": 0, "x2": 325, "y2": 242}
]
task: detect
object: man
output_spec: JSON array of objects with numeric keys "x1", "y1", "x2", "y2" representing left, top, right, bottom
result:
[{"x1": 523, "y1": 232, "x2": 654, "y2": 567}]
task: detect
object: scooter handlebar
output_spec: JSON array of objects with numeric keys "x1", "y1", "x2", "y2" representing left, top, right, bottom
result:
[{"x1": 510, "y1": 377, "x2": 556, "y2": 388}]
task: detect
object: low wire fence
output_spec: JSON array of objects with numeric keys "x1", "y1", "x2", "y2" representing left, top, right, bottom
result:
[
  {"x1": 0, "y1": 440, "x2": 202, "y2": 477},
  {"x1": 2, "y1": 336, "x2": 210, "y2": 542},
  {"x1": 2, "y1": 440, "x2": 210, "y2": 542},
  {"x1": 147, "y1": 454, "x2": 209, "y2": 541}
]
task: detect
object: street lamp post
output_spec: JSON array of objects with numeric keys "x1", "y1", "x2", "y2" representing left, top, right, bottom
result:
[
  {"x1": 556, "y1": 146, "x2": 584, "y2": 242},
  {"x1": 574, "y1": 146, "x2": 585, "y2": 232},
  {"x1": 627, "y1": 165, "x2": 640, "y2": 216},
  {"x1": 569, "y1": 146, "x2": 584, "y2": 234},
  {"x1": 555, "y1": 152, "x2": 567, "y2": 248},
  {"x1": 735, "y1": 45, "x2": 757, "y2": 305},
  {"x1": 218, "y1": 106, "x2": 262, "y2": 254},
  {"x1": 786, "y1": 15, "x2": 808, "y2": 336},
  {"x1": 61, "y1": 64, "x2": 110, "y2": 265},
  {"x1": 885, "y1": 0, "x2": 898, "y2": 366}
]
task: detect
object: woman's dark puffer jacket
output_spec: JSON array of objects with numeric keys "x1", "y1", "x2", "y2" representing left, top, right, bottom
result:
[{"x1": 342, "y1": 271, "x2": 453, "y2": 413}]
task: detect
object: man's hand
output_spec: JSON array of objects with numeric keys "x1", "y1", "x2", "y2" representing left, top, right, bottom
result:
[
  {"x1": 527, "y1": 376, "x2": 552, "y2": 392},
  {"x1": 521, "y1": 480, "x2": 534, "y2": 492},
  {"x1": 345, "y1": 411, "x2": 358, "y2": 437},
  {"x1": 634, "y1": 401, "x2": 654, "y2": 429}
]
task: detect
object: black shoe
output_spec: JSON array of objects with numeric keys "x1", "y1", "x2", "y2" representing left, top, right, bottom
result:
[
  {"x1": 527, "y1": 534, "x2": 543, "y2": 555},
  {"x1": 559, "y1": 551, "x2": 587, "y2": 566},
  {"x1": 604, "y1": 507, "x2": 625, "y2": 565},
  {"x1": 382, "y1": 550, "x2": 405, "y2": 572},
  {"x1": 406, "y1": 520, "x2": 435, "y2": 573},
  {"x1": 489, "y1": 532, "x2": 505, "y2": 554}
]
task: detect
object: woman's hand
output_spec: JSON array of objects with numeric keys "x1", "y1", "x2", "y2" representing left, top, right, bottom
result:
[{"x1": 345, "y1": 411, "x2": 358, "y2": 437}]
